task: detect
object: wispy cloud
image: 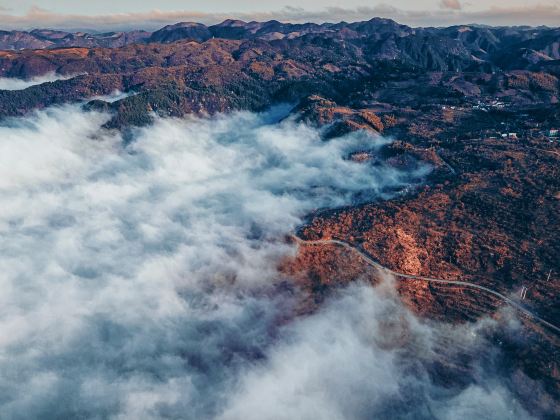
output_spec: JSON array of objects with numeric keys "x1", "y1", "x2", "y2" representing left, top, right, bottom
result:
[
  {"x1": 440, "y1": 0, "x2": 462, "y2": 11},
  {"x1": 0, "y1": 4, "x2": 558, "y2": 31},
  {"x1": 0, "y1": 72, "x2": 78, "y2": 91},
  {"x1": 220, "y1": 283, "x2": 532, "y2": 420}
]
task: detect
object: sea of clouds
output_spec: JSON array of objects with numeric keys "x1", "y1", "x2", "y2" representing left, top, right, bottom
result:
[{"x1": 0, "y1": 105, "x2": 538, "y2": 419}]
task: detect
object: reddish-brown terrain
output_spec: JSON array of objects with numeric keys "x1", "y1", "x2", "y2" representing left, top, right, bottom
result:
[{"x1": 299, "y1": 136, "x2": 559, "y2": 322}]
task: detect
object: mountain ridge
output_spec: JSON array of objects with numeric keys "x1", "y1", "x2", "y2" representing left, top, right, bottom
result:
[{"x1": 0, "y1": 17, "x2": 558, "y2": 55}]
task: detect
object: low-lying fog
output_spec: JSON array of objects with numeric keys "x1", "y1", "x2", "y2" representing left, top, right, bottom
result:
[
  {"x1": 0, "y1": 106, "x2": 537, "y2": 419},
  {"x1": 0, "y1": 72, "x2": 80, "y2": 91}
]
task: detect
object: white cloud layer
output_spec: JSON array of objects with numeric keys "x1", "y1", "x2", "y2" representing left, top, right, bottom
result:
[
  {"x1": 0, "y1": 105, "x2": 541, "y2": 418},
  {"x1": 0, "y1": 72, "x2": 77, "y2": 91}
]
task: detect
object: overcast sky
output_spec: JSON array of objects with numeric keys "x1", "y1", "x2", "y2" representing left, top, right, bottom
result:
[{"x1": 0, "y1": 1, "x2": 558, "y2": 30}]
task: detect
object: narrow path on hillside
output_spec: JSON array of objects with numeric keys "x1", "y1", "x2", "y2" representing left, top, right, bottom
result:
[
  {"x1": 293, "y1": 236, "x2": 560, "y2": 335},
  {"x1": 529, "y1": 146, "x2": 560, "y2": 158}
]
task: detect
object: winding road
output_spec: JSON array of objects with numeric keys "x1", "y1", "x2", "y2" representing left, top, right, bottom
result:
[{"x1": 293, "y1": 236, "x2": 560, "y2": 335}]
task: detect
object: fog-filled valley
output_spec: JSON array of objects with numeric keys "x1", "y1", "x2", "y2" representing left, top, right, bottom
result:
[{"x1": 0, "y1": 104, "x2": 547, "y2": 419}]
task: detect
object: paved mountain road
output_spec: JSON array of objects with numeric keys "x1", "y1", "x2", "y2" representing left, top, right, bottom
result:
[{"x1": 293, "y1": 236, "x2": 560, "y2": 335}]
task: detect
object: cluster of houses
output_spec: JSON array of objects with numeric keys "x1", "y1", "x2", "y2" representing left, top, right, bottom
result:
[
  {"x1": 472, "y1": 99, "x2": 508, "y2": 112},
  {"x1": 532, "y1": 129, "x2": 559, "y2": 142},
  {"x1": 548, "y1": 129, "x2": 559, "y2": 139},
  {"x1": 487, "y1": 128, "x2": 558, "y2": 142}
]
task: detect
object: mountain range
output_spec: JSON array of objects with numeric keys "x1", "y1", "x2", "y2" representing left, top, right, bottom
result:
[
  {"x1": 1, "y1": 18, "x2": 559, "y2": 71},
  {"x1": 0, "y1": 18, "x2": 559, "y2": 129}
]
